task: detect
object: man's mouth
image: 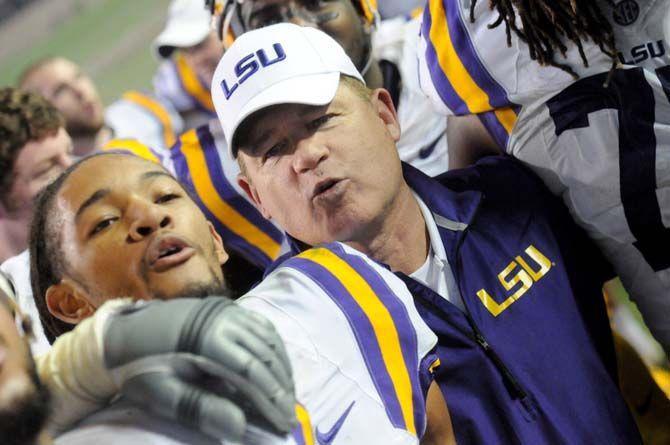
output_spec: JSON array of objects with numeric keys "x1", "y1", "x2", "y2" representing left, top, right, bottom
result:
[
  {"x1": 146, "y1": 235, "x2": 196, "y2": 273},
  {"x1": 313, "y1": 178, "x2": 342, "y2": 199}
]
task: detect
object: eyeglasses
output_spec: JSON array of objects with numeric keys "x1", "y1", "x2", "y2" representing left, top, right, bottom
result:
[{"x1": 0, "y1": 272, "x2": 34, "y2": 340}]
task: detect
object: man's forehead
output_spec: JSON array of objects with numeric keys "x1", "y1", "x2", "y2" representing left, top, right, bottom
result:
[{"x1": 59, "y1": 156, "x2": 173, "y2": 209}]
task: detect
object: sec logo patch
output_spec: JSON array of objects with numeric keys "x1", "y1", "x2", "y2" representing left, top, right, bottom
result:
[{"x1": 613, "y1": 0, "x2": 639, "y2": 26}]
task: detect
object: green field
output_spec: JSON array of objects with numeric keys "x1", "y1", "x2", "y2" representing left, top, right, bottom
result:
[{"x1": 0, "y1": 0, "x2": 170, "y2": 104}]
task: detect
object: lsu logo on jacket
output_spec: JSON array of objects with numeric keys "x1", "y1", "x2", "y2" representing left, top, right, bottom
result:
[{"x1": 476, "y1": 245, "x2": 553, "y2": 317}]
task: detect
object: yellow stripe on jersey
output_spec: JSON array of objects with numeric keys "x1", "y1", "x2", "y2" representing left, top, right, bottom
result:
[
  {"x1": 295, "y1": 403, "x2": 315, "y2": 445},
  {"x1": 122, "y1": 91, "x2": 177, "y2": 148},
  {"x1": 297, "y1": 248, "x2": 417, "y2": 435},
  {"x1": 428, "y1": 0, "x2": 517, "y2": 133},
  {"x1": 178, "y1": 130, "x2": 281, "y2": 260},
  {"x1": 101, "y1": 138, "x2": 161, "y2": 164},
  {"x1": 175, "y1": 53, "x2": 216, "y2": 112}
]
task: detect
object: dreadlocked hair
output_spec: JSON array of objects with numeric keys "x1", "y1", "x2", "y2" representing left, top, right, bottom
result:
[{"x1": 471, "y1": 0, "x2": 618, "y2": 80}]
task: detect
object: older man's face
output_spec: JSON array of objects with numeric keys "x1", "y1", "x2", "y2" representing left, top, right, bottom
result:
[
  {"x1": 237, "y1": 82, "x2": 402, "y2": 246},
  {"x1": 51, "y1": 155, "x2": 228, "y2": 309}
]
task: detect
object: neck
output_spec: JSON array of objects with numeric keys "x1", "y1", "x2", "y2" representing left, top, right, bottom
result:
[
  {"x1": 347, "y1": 183, "x2": 429, "y2": 275},
  {"x1": 72, "y1": 128, "x2": 110, "y2": 156},
  {"x1": 364, "y1": 60, "x2": 384, "y2": 89},
  {"x1": 0, "y1": 217, "x2": 29, "y2": 263}
]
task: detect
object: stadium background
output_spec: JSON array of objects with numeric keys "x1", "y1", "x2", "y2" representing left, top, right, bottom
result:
[{"x1": 0, "y1": 0, "x2": 169, "y2": 104}]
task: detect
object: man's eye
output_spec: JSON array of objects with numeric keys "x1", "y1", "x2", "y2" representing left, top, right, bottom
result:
[
  {"x1": 90, "y1": 218, "x2": 117, "y2": 236},
  {"x1": 155, "y1": 193, "x2": 180, "y2": 204},
  {"x1": 263, "y1": 141, "x2": 288, "y2": 162},
  {"x1": 307, "y1": 114, "x2": 333, "y2": 131}
]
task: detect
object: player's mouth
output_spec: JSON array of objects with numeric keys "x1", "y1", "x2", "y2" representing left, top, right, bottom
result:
[{"x1": 145, "y1": 235, "x2": 196, "y2": 273}]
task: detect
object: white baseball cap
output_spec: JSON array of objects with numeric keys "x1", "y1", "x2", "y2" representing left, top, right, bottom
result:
[
  {"x1": 211, "y1": 23, "x2": 365, "y2": 158},
  {"x1": 153, "y1": 0, "x2": 212, "y2": 59}
]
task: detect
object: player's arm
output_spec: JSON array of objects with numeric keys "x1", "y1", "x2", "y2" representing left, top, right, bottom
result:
[
  {"x1": 447, "y1": 114, "x2": 502, "y2": 169},
  {"x1": 421, "y1": 381, "x2": 457, "y2": 445},
  {"x1": 37, "y1": 297, "x2": 297, "y2": 442}
]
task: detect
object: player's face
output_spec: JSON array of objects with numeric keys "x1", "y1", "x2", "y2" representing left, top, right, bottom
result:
[
  {"x1": 0, "y1": 290, "x2": 50, "y2": 445},
  {"x1": 2, "y1": 128, "x2": 73, "y2": 219},
  {"x1": 180, "y1": 32, "x2": 224, "y2": 90},
  {"x1": 239, "y1": 0, "x2": 371, "y2": 71},
  {"x1": 237, "y1": 82, "x2": 402, "y2": 246},
  {"x1": 54, "y1": 155, "x2": 228, "y2": 306},
  {"x1": 30, "y1": 59, "x2": 105, "y2": 139}
]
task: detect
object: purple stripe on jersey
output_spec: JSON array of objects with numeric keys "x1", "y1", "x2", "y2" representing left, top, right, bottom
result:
[
  {"x1": 195, "y1": 126, "x2": 285, "y2": 245},
  {"x1": 422, "y1": 7, "x2": 470, "y2": 115},
  {"x1": 284, "y1": 256, "x2": 408, "y2": 431},
  {"x1": 443, "y1": 0, "x2": 512, "y2": 109},
  {"x1": 291, "y1": 425, "x2": 307, "y2": 445},
  {"x1": 477, "y1": 110, "x2": 511, "y2": 149},
  {"x1": 170, "y1": 139, "x2": 272, "y2": 268},
  {"x1": 328, "y1": 244, "x2": 427, "y2": 436}
]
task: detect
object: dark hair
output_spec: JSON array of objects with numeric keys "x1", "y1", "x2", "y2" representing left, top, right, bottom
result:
[
  {"x1": 29, "y1": 153, "x2": 111, "y2": 343},
  {"x1": 472, "y1": 0, "x2": 618, "y2": 79},
  {"x1": 0, "y1": 87, "x2": 64, "y2": 200}
]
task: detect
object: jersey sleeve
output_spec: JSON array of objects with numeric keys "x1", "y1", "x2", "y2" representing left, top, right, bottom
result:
[
  {"x1": 238, "y1": 243, "x2": 437, "y2": 444},
  {"x1": 105, "y1": 92, "x2": 183, "y2": 153}
]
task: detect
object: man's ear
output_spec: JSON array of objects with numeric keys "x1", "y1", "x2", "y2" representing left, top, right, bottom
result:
[
  {"x1": 207, "y1": 221, "x2": 229, "y2": 265},
  {"x1": 237, "y1": 169, "x2": 272, "y2": 220},
  {"x1": 370, "y1": 88, "x2": 401, "y2": 142},
  {"x1": 45, "y1": 278, "x2": 95, "y2": 324}
]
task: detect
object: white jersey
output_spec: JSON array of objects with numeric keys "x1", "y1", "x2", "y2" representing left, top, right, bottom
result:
[
  {"x1": 417, "y1": 0, "x2": 670, "y2": 352},
  {"x1": 105, "y1": 91, "x2": 184, "y2": 153},
  {"x1": 0, "y1": 250, "x2": 51, "y2": 356},
  {"x1": 154, "y1": 56, "x2": 218, "y2": 130},
  {"x1": 374, "y1": 16, "x2": 449, "y2": 176},
  {"x1": 417, "y1": 0, "x2": 670, "y2": 147},
  {"x1": 239, "y1": 242, "x2": 438, "y2": 444}
]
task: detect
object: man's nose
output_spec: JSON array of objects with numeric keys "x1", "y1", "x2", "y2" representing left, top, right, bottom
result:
[
  {"x1": 127, "y1": 199, "x2": 172, "y2": 242},
  {"x1": 292, "y1": 138, "x2": 329, "y2": 174}
]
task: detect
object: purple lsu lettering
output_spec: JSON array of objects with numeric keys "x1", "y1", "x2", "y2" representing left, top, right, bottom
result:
[{"x1": 221, "y1": 43, "x2": 287, "y2": 100}]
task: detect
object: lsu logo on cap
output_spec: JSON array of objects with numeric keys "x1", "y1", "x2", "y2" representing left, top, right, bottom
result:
[{"x1": 221, "y1": 43, "x2": 287, "y2": 100}]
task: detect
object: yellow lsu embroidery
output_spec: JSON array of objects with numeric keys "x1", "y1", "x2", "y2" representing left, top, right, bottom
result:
[{"x1": 476, "y1": 245, "x2": 552, "y2": 317}]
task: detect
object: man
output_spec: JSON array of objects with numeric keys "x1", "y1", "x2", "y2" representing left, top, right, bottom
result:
[
  {"x1": 0, "y1": 88, "x2": 73, "y2": 264},
  {"x1": 136, "y1": 0, "x2": 448, "y2": 279},
  {"x1": 417, "y1": 0, "x2": 670, "y2": 355},
  {"x1": 0, "y1": 271, "x2": 50, "y2": 445},
  {"x1": 153, "y1": 0, "x2": 224, "y2": 130},
  {"x1": 212, "y1": 23, "x2": 642, "y2": 443},
  {"x1": 19, "y1": 57, "x2": 183, "y2": 155},
  {"x1": 210, "y1": 0, "x2": 448, "y2": 176},
  {"x1": 0, "y1": 269, "x2": 297, "y2": 445},
  {"x1": 29, "y1": 151, "x2": 446, "y2": 444}
]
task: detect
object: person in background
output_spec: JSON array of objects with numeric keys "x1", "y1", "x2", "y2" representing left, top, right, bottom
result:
[
  {"x1": 19, "y1": 57, "x2": 183, "y2": 155},
  {"x1": 0, "y1": 88, "x2": 73, "y2": 265},
  {"x1": 153, "y1": 0, "x2": 224, "y2": 130}
]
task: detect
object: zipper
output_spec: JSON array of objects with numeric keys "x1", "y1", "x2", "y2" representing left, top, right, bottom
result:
[{"x1": 452, "y1": 195, "x2": 532, "y2": 405}]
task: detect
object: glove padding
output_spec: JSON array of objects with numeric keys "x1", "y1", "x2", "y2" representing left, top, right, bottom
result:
[{"x1": 103, "y1": 296, "x2": 296, "y2": 442}]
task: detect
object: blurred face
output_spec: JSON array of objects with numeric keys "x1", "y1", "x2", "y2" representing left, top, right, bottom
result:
[
  {"x1": 23, "y1": 58, "x2": 105, "y2": 139},
  {"x1": 50, "y1": 155, "x2": 228, "y2": 310},
  {"x1": 0, "y1": 288, "x2": 50, "y2": 445},
  {"x1": 2, "y1": 127, "x2": 73, "y2": 219},
  {"x1": 180, "y1": 32, "x2": 224, "y2": 89},
  {"x1": 237, "y1": 82, "x2": 402, "y2": 246},
  {"x1": 239, "y1": 0, "x2": 371, "y2": 70}
]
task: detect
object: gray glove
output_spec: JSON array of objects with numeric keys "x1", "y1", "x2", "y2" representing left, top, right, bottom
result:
[{"x1": 103, "y1": 296, "x2": 296, "y2": 442}]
